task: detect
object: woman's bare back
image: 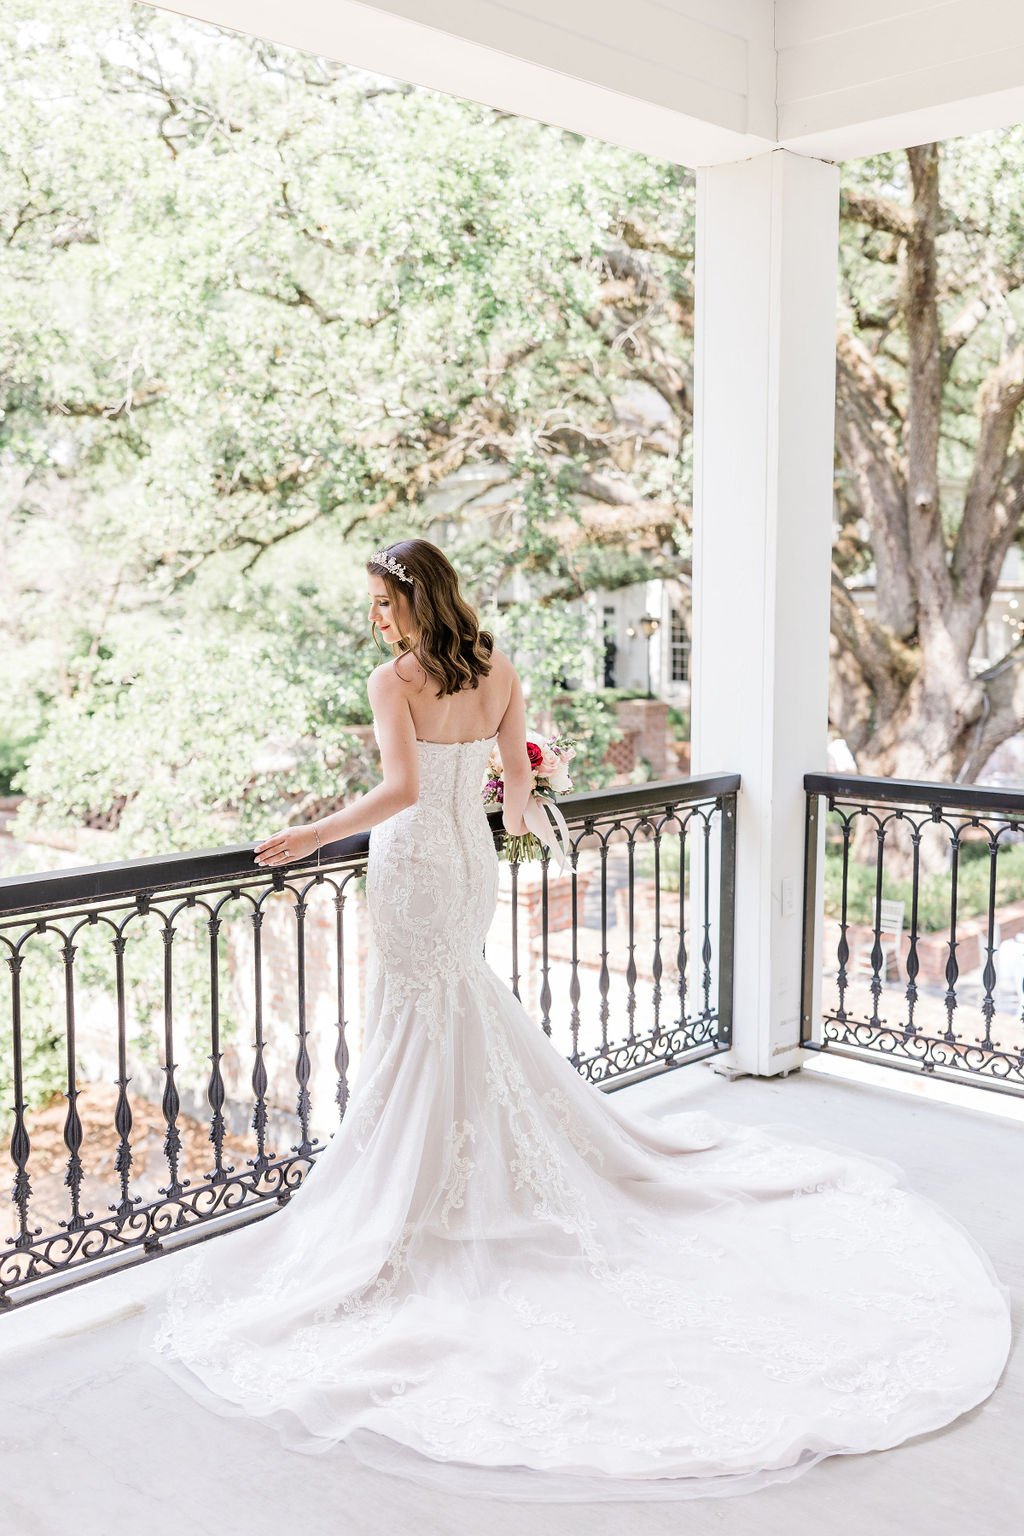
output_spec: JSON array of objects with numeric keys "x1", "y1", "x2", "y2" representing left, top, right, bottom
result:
[{"x1": 390, "y1": 647, "x2": 513, "y2": 744}]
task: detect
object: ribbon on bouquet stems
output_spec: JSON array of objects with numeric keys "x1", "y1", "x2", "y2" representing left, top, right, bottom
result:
[{"x1": 520, "y1": 790, "x2": 573, "y2": 878}]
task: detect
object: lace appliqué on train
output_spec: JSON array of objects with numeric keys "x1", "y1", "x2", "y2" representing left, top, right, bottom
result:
[
  {"x1": 439, "y1": 1120, "x2": 477, "y2": 1229},
  {"x1": 370, "y1": 1356, "x2": 618, "y2": 1460}
]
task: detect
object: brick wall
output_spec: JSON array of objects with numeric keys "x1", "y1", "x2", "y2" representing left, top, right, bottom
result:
[{"x1": 601, "y1": 698, "x2": 672, "y2": 779}]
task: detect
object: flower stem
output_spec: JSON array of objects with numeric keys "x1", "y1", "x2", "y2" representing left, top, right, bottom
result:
[{"x1": 501, "y1": 831, "x2": 544, "y2": 865}]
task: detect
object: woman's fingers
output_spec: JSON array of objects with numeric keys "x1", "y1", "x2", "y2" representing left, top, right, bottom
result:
[
  {"x1": 254, "y1": 824, "x2": 318, "y2": 867},
  {"x1": 254, "y1": 834, "x2": 290, "y2": 865}
]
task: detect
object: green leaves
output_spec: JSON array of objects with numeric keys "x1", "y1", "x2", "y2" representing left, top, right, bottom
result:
[{"x1": 1, "y1": 0, "x2": 694, "y2": 850}]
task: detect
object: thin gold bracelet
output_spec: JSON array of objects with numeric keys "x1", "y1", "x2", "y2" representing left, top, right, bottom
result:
[{"x1": 313, "y1": 824, "x2": 321, "y2": 867}]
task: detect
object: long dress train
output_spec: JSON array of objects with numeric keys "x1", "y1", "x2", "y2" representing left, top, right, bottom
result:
[{"x1": 135, "y1": 730, "x2": 1012, "y2": 1501}]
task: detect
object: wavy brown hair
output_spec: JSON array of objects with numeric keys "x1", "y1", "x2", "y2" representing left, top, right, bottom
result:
[{"x1": 367, "y1": 539, "x2": 495, "y2": 696}]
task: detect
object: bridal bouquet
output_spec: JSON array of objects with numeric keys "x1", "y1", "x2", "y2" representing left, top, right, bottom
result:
[{"x1": 482, "y1": 730, "x2": 576, "y2": 875}]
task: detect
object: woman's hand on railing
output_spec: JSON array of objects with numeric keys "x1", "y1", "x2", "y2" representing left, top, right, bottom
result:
[{"x1": 254, "y1": 822, "x2": 322, "y2": 868}]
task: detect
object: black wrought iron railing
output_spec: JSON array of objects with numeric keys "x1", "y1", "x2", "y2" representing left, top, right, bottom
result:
[
  {"x1": 0, "y1": 770, "x2": 738, "y2": 1310},
  {"x1": 802, "y1": 772, "x2": 1024, "y2": 1097}
]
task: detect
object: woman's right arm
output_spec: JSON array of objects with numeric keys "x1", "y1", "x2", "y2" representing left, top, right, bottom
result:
[{"x1": 496, "y1": 661, "x2": 533, "y2": 837}]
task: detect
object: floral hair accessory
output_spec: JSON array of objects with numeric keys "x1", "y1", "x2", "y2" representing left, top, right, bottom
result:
[{"x1": 370, "y1": 549, "x2": 412, "y2": 586}]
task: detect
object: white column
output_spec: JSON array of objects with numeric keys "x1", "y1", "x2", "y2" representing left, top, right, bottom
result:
[{"x1": 690, "y1": 148, "x2": 839, "y2": 1077}]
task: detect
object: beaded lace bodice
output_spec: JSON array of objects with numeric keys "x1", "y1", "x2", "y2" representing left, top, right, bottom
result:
[{"x1": 366, "y1": 722, "x2": 500, "y2": 967}]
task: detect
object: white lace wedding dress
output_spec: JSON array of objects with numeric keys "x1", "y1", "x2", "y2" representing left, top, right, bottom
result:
[{"x1": 137, "y1": 730, "x2": 1012, "y2": 1502}]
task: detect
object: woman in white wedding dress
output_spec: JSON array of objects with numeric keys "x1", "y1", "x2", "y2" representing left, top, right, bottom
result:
[{"x1": 137, "y1": 539, "x2": 1012, "y2": 1503}]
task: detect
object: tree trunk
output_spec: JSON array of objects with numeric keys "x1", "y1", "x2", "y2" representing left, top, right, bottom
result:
[{"x1": 833, "y1": 140, "x2": 1024, "y2": 873}]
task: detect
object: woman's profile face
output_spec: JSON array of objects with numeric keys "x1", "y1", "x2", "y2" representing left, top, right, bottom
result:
[{"x1": 367, "y1": 575, "x2": 405, "y2": 639}]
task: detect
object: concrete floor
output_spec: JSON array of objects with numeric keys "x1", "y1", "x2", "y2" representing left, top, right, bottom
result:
[{"x1": 0, "y1": 1060, "x2": 1020, "y2": 1536}]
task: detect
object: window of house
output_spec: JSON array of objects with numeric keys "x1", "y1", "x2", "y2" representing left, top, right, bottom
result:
[{"x1": 670, "y1": 607, "x2": 690, "y2": 682}]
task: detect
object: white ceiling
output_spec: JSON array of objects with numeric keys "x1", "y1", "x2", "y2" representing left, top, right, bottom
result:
[{"x1": 145, "y1": 0, "x2": 1024, "y2": 165}]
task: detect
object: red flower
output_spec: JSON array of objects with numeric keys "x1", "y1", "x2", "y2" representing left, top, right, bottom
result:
[{"x1": 526, "y1": 741, "x2": 544, "y2": 770}]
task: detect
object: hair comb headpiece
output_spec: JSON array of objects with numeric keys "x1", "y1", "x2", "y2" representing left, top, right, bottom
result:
[{"x1": 370, "y1": 549, "x2": 412, "y2": 585}]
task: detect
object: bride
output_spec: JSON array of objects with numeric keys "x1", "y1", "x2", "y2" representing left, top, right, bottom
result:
[{"x1": 136, "y1": 538, "x2": 1011, "y2": 1502}]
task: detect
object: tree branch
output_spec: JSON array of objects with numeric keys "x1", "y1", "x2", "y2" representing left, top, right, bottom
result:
[
  {"x1": 617, "y1": 217, "x2": 693, "y2": 265},
  {"x1": 46, "y1": 381, "x2": 167, "y2": 419},
  {"x1": 903, "y1": 144, "x2": 953, "y2": 623},
  {"x1": 829, "y1": 567, "x2": 918, "y2": 698},
  {"x1": 958, "y1": 638, "x2": 1024, "y2": 779},
  {"x1": 840, "y1": 188, "x2": 913, "y2": 239},
  {"x1": 942, "y1": 259, "x2": 1024, "y2": 373},
  {"x1": 834, "y1": 329, "x2": 916, "y2": 637},
  {"x1": 234, "y1": 275, "x2": 396, "y2": 329},
  {"x1": 951, "y1": 348, "x2": 1024, "y2": 629}
]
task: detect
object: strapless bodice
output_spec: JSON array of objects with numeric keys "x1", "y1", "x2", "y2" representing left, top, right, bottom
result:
[
  {"x1": 371, "y1": 720, "x2": 498, "y2": 812},
  {"x1": 371, "y1": 719, "x2": 498, "y2": 751},
  {"x1": 365, "y1": 719, "x2": 501, "y2": 965}
]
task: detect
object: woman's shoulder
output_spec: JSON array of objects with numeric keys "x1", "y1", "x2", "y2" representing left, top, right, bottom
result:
[
  {"x1": 370, "y1": 657, "x2": 408, "y2": 686},
  {"x1": 480, "y1": 646, "x2": 515, "y2": 692},
  {"x1": 384, "y1": 645, "x2": 510, "y2": 686},
  {"x1": 385, "y1": 651, "x2": 427, "y2": 691}
]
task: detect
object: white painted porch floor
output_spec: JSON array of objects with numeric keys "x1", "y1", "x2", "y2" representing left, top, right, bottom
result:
[{"x1": 0, "y1": 1061, "x2": 1020, "y2": 1536}]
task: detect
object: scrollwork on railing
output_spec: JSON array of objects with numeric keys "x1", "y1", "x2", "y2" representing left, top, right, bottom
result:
[
  {"x1": 1, "y1": 770, "x2": 739, "y2": 1310},
  {"x1": 802, "y1": 773, "x2": 1024, "y2": 1097}
]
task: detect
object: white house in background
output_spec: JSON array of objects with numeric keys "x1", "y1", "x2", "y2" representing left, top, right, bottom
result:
[
  {"x1": 420, "y1": 465, "x2": 693, "y2": 705},
  {"x1": 592, "y1": 580, "x2": 691, "y2": 704}
]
